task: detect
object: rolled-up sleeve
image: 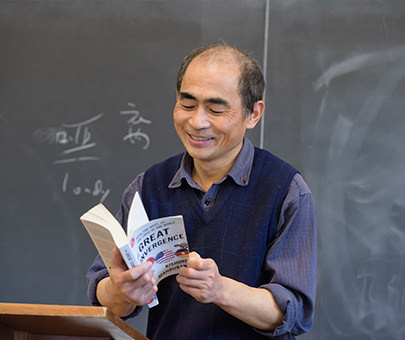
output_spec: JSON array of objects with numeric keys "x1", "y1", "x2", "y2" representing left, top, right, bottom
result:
[
  {"x1": 86, "y1": 255, "x2": 109, "y2": 306},
  {"x1": 258, "y1": 174, "x2": 317, "y2": 337}
]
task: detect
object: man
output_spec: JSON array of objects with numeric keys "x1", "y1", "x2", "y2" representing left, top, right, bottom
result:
[{"x1": 87, "y1": 43, "x2": 317, "y2": 339}]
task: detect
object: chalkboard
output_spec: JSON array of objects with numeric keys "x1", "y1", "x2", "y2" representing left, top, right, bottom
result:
[
  {"x1": 0, "y1": 0, "x2": 266, "y2": 334},
  {"x1": 1, "y1": 1, "x2": 405, "y2": 339},
  {"x1": 265, "y1": 2, "x2": 405, "y2": 340}
]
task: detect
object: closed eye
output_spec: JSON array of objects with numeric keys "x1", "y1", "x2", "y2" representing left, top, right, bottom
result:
[
  {"x1": 182, "y1": 104, "x2": 195, "y2": 110},
  {"x1": 209, "y1": 108, "x2": 224, "y2": 114}
]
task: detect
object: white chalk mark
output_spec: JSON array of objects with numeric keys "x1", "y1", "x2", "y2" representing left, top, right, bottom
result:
[
  {"x1": 63, "y1": 142, "x2": 97, "y2": 154},
  {"x1": 53, "y1": 156, "x2": 99, "y2": 164},
  {"x1": 314, "y1": 46, "x2": 405, "y2": 91}
]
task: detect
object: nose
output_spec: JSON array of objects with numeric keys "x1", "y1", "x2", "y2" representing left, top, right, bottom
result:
[{"x1": 189, "y1": 106, "x2": 210, "y2": 129}]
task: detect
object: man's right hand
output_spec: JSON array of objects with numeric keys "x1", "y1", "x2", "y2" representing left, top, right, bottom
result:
[{"x1": 96, "y1": 247, "x2": 158, "y2": 317}]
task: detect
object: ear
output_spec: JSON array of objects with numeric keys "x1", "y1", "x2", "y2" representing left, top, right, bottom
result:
[{"x1": 246, "y1": 100, "x2": 265, "y2": 129}]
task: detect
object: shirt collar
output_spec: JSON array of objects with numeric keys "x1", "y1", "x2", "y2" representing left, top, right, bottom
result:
[{"x1": 169, "y1": 137, "x2": 254, "y2": 189}]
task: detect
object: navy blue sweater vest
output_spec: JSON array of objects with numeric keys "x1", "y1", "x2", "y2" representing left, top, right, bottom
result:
[{"x1": 141, "y1": 148, "x2": 297, "y2": 340}]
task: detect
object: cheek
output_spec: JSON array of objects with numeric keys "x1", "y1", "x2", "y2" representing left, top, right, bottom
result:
[
  {"x1": 173, "y1": 111, "x2": 189, "y2": 136},
  {"x1": 214, "y1": 115, "x2": 243, "y2": 135},
  {"x1": 173, "y1": 109, "x2": 184, "y2": 126}
]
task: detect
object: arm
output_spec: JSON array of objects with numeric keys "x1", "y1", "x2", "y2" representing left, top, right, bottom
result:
[
  {"x1": 176, "y1": 252, "x2": 283, "y2": 330},
  {"x1": 177, "y1": 174, "x2": 317, "y2": 334}
]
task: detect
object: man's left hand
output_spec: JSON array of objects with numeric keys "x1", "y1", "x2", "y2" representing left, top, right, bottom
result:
[{"x1": 176, "y1": 251, "x2": 224, "y2": 304}]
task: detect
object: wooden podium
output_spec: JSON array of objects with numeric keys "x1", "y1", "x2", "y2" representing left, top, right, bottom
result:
[{"x1": 0, "y1": 303, "x2": 149, "y2": 340}]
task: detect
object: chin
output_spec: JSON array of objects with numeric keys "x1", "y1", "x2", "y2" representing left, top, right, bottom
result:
[{"x1": 186, "y1": 149, "x2": 212, "y2": 161}]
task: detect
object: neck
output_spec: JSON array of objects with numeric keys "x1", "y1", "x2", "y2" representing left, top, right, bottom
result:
[
  {"x1": 192, "y1": 159, "x2": 234, "y2": 192},
  {"x1": 191, "y1": 139, "x2": 245, "y2": 191}
]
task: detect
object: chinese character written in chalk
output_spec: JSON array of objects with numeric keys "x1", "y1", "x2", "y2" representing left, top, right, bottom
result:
[{"x1": 120, "y1": 102, "x2": 152, "y2": 149}]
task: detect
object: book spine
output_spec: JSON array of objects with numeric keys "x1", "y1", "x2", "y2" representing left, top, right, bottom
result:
[{"x1": 119, "y1": 244, "x2": 139, "y2": 269}]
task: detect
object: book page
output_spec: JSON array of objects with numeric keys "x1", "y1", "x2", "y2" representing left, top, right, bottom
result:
[
  {"x1": 80, "y1": 204, "x2": 130, "y2": 271},
  {"x1": 127, "y1": 192, "x2": 149, "y2": 237}
]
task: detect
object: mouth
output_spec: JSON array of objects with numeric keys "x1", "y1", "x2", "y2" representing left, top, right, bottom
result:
[
  {"x1": 189, "y1": 135, "x2": 212, "y2": 141},
  {"x1": 187, "y1": 133, "x2": 214, "y2": 145}
]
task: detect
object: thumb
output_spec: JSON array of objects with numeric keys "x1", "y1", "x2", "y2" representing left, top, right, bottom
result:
[
  {"x1": 187, "y1": 251, "x2": 204, "y2": 269},
  {"x1": 188, "y1": 251, "x2": 201, "y2": 259}
]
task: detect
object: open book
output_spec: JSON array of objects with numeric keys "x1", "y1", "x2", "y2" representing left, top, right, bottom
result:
[{"x1": 80, "y1": 192, "x2": 189, "y2": 308}]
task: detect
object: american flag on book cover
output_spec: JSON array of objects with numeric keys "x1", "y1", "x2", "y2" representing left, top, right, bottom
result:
[{"x1": 155, "y1": 249, "x2": 176, "y2": 264}]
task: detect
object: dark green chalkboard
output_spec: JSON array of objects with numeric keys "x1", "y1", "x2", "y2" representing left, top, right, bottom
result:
[
  {"x1": 265, "y1": 2, "x2": 405, "y2": 340},
  {"x1": 1, "y1": 1, "x2": 405, "y2": 339}
]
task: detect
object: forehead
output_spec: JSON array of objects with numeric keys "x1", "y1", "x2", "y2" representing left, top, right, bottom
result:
[{"x1": 180, "y1": 52, "x2": 241, "y2": 98}]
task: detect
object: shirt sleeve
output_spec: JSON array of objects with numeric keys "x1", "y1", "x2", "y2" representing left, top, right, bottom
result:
[
  {"x1": 257, "y1": 173, "x2": 317, "y2": 338},
  {"x1": 86, "y1": 172, "x2": 145, "y2": 308}
]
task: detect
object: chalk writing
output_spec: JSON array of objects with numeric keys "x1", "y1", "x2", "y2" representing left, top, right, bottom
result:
[
  {"x1": 54, "y1": 114, "x2": 103, "y2": 164},
  {"x1": 33, "y1": 103, "x2": 150, "y2": 204},
  {"x1": 33, "y1": 114, "x2": 103, "y2": 164},
  {"x1": 33, "y1": 113, "x2": 108, "y2": 203},
  {"x1": 120, "y1": 102, "x2": 151, "y2": 149},
  {"x1": 62, "y1": 172, "x2": 110, "y2": 203}
]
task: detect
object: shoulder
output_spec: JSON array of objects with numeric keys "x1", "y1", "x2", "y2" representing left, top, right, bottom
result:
[
  {"x1": 290, "y1": 173, "x2": 312, "y2": 196},
  {"x1": 251, "y1": 148, "x2": 314, "y2": 210},
  {"x1": 283, "y1": 173, "x2": 315, "y2": 212},
  {"x1": 253, "y1": 147, "x2": 297, "y2": 172},
  {"x1": 251, "y1": 147, "x2": 298, "y2": 189}
]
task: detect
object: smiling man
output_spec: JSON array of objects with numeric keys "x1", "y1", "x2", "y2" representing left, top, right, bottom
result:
[{"x1": 87, "y1": 43, "x2": 317, "y2": 340}]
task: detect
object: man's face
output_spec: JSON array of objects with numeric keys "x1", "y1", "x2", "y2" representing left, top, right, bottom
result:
[{"x1": 173, "y1": 55, "x2": 252, "y2": 170}]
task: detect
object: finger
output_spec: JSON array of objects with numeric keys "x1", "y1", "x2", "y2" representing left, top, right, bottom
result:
[
  {"x1": 177, "y1": 266, "x2": 211, "y2": 286},
  {"x1": 110, "y1": 252, "x2": 154, "y2": 288},
  {"x1": 188, "y1": 251, "x2": 201, "y2": 259},
  {"x1": 126, "y1": 260, "x2": 154, "y2": 282},
  {"x1": 126, "y1": 270, "x2": 158, "y2": 305},
  {"x1": 187, "y1": 252, "x2": 207, "y2": 270},
  {"x1": 188, "y1": 256, "x2": 215, "y2": 273},
  {"x1": 176, "y1": 274, "x2": 203, "y2": 289},
  {"x1": 177, "y1": 279, "x2": 215, "y2": 304},
  {"x1": 112, "y1": 264, "x2": 157, "y2": 305}
]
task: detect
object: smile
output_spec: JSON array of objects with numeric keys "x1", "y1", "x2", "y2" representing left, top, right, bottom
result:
[{"x1": 189, "y1": 134, "x2": 212, "y2": 142}]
